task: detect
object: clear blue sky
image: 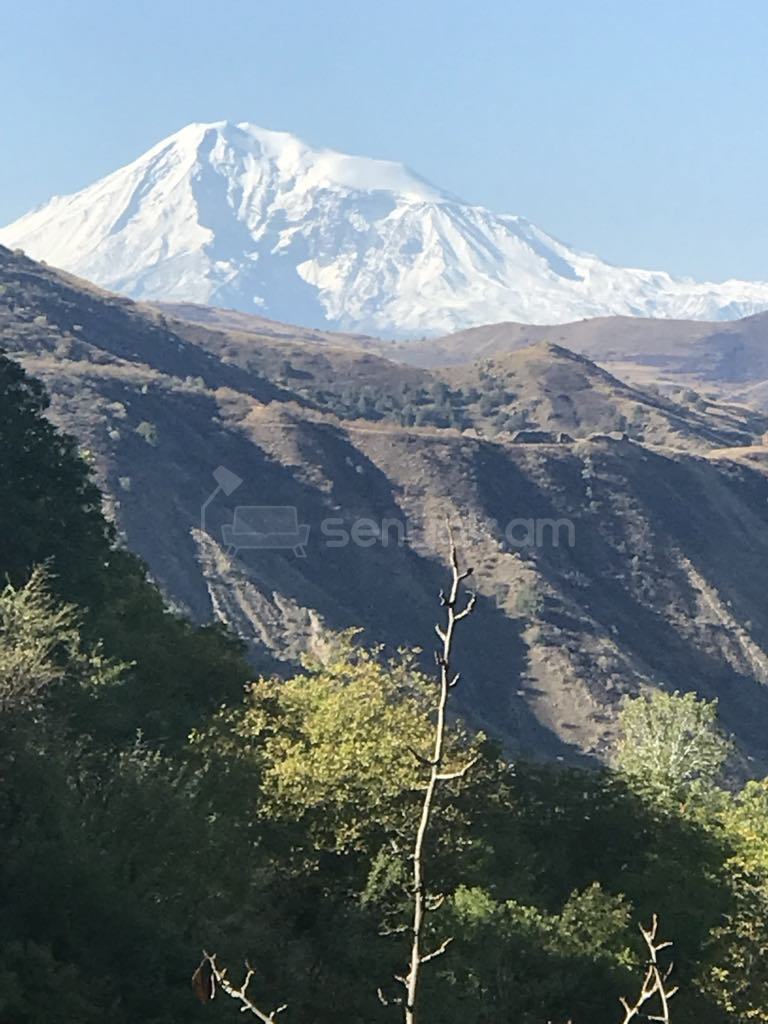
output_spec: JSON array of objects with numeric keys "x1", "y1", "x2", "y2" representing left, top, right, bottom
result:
[{"x1": 2, "y1": 0, "x2": 767, "y2": 281}]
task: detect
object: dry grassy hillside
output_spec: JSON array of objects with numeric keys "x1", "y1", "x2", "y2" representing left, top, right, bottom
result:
[{"x1": 5, "y1": 245, "x2": 768, "y2": 768}]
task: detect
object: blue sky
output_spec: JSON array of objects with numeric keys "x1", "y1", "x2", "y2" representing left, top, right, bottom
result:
[{"x1": 2, "y1": 0, "x2": 767, "y2": 281}]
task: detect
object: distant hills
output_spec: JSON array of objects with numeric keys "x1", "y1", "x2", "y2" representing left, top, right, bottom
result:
[
  {"x1": 158, "y1": 297, "x2": 768, "y2": 411},
  {"x1": 6, "y1": 244, "x2": 768, "y2": 770},
  {"x1": 398, "y1": 311, "x2": 768, "y2": 389},
  {"x1": 5, "y1": 121, "x2": 768, "y2": 336}
]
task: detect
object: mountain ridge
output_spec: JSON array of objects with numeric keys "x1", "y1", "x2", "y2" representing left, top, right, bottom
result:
[{"x1": 5, "y1": 120, "x2": 768, "y2": 336}]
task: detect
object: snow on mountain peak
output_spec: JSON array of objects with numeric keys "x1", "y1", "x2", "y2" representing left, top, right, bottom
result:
[
  {"x1": 3, "y1": 120, "x2": 768, "y2": 337},
  {"x1": 132, "y1": 120, "x2": 447, "y2": 203}
]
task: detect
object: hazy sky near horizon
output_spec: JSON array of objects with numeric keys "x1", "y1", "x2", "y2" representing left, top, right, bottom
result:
[{"x1": 2, "y1": 0, "x2": 767, "y2": 281}]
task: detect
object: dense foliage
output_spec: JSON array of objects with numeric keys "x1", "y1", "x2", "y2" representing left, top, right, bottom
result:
[{"x1": 4, "y1": 350, "x2": 768, "y2": 1022}]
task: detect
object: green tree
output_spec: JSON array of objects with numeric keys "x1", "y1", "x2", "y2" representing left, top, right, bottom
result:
[
  {"x1": 0, "y1": 351, "x2": 250, "y2": 746},
  {"x1": 0, "y1": 567, "x2": 117, "y2": 714},
  {"x1": 615, "y1": 690, "x2": 731, "y2": 796},
  {"x1": 699, "y1": 779, "x2": 768, "y2": 1020},
  {"x1": 0, "y1": 352, "x2": 113, "y2": 604},
  {"x1": 442, "y1": 882, "x2": 634, "y2": 1024},
  {"x1": 194, "y1": 630, "x2": 479, "y2": 855}
]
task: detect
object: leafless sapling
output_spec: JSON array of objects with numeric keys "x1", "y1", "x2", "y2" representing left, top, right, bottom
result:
[{"x1": 380, "y1": 527, "x2": 477, "y2": 1024}]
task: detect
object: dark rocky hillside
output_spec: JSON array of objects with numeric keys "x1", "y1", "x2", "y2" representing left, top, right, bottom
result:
[{"x1": 5, "y1": 245, "x2": 768, "y2": 768}]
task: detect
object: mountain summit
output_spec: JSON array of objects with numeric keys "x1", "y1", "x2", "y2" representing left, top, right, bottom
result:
[{"x1": 4, "y1": 120, "x2": 768, "y2": 337}]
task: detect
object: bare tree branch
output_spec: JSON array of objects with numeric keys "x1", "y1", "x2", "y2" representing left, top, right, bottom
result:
[
  {"x1": 618, "y1": 916, "x2": 678, "y2": 1024},
  {"x1": 380, "y1": 923, "x2": 410, "y2": 936},
  {"x1": 419, "y1": 937, "x2": 454, "y2": 965},
  {"x1": 407, "y1": 744, "x2": 438, "y2": 768},
  {"x1": 193, "y1": 952, "x2": 287, "y2": 1023},
  {"x1": 378, "y1": 987, "x2": 403, "y2": 1007},
  {"x1": 436, "y1": 755, "x2": 480, "y2": 781}
]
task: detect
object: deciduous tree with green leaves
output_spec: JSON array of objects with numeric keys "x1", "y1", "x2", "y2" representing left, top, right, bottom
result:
[{"x1": 615, "y1": 690, "x2": 731, "y2": 797}]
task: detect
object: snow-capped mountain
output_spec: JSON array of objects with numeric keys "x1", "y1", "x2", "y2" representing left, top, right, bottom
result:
[{"x1": 4, "y1": 120, "x2": 768, "y2": 337}]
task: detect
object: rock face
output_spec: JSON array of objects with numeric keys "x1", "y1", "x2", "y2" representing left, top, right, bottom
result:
[
  {"x1": 4, "y1": 245, "x2": 768, "y2": 770},
  {"x1": 5, "y1": 121, "x2": 768, "y2": 337}
]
